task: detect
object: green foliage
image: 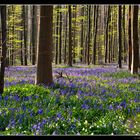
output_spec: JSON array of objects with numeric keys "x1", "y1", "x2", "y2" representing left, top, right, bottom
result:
[{"x1": 103, "y1": 71, "x2": 139, "y2": 79}]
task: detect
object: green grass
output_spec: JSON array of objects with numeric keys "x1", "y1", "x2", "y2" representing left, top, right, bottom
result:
[{"x1": 103, "y1": 71, "x2": 139, "y2": 79}]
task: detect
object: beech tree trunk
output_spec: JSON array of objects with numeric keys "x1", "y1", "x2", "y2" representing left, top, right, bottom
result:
[
  {"x1": 128, "y1": 5, "x2": 132, "y2": 71},
  {"x1": 68, "y1": 5, "x2": 72, "y2": 67},
  {"x1": 92, "y1": 5, "x2": 99, "y2": 65},
  {"x1": 118, "y1": 6, "x2": 122, "y2": 68},
  {"x1": 131, "y1": 5, "x2": 139, "y2": 74},
  {"x1": 0, "y1": 6, "x2": 7, "y2": 94},
  {"x1": 36, "y1": 6, "x2": 53, "y2": 85}
]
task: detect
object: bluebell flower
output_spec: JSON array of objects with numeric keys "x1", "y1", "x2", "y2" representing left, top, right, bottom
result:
[
  {"x1": 101, "y1": 89, "x2": 106, "y2": 93},
  {"x1": 23, "y1": 96, "x2": 29, "y2": 101},
  {"x1": 35, "y1": 95, "x2": 39, "y2": 99},
  {"x1": 120, "y1": 100, "x2": 127, "y2": 108},
  {"x1": 42, "y1": 119, "x2": 47, "y2": 124},
  {"x1": 33, "y1": 125, "x2": 37, "y2": 129},
  {"x1": 8, "y1": 108, "x2": 15, "y2": 112},
  {"x1": 81, "y1": 104, "x2": 90, "y2": 109},
  {"x1": 4, "y1": 96, "x2": 8, "y2": 101},
  {"x1": 14, "y1": 95, "x2": 20, "y2": 101},
  {"x1": 38, "y1": 109, "x2": 43, "y2": 115},
  {"x1": 70, "y1": 124, "x2": 76, "y2": 130},
  {"x1": 136, "y1": 107, "x2": 140, "y2": 113},
  {"x1": 30, "y1": 112, "x2": 33, "y2": 117},
  {"x1": 57, "y1": 113, "x2": 62, "y2": 118},
  {"x1": 109, "y1": 105, "x2": 113, "y2": 110},
  {"x1": 22, "y1": 105, "x2": 26, "y2": 111}
]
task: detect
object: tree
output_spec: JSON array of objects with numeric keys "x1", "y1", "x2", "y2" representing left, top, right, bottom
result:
[
  {"x1": 87, "y1": 5, "x2": 91, "y2": 65},
  {"x1": 32, "y1": 5, "x2": 39, "y2": 65},
  {"x1": 118, "y1": 5, "x2": 122, "y2": 68},
  {"x1": 36, "y1": 6, "x2": 53, "y2": 85},
  {"x1": 55, "y1": 6, "x2": 59, "y2": 65},
  {"x1": 131, "y1": 5, "x2": 139, "y2": 74},
  {"x1": 105, "y1": 6, "x2": 110, "y2": 63},
  {"x1": 59, "y1": 5, "x2": 62, "y2": 64},
  {"x1": 123, "y1": 5, "x2": 127, "y2": 63},
  {"x1": 0, "y1": 6, "x2": 7, "y2": 94},
  {"x1": 64, "y1": 5, "x2": 68, "y2": 64},
  {"x1": 92, "y1": 5, "x2": 99, "y2": 65},
  {"x1": 80, "y1": 6, "x2": 84, "y2": 63},
  {"x1": 68, "y1": 5, "x2": 72, "y2": 67},
  {"x1": 128, "y1": 5, "x2": 132, "y2": 71},
  {"x1": 23, "y1": 5, "x2": 28, "y2": 66}
]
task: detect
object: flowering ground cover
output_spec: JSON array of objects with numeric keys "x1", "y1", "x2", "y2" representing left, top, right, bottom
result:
[{"x1": 0, "y1": 65, "x2": 140, "y2": 135}]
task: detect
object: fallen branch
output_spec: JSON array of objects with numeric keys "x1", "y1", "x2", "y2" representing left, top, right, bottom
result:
[{"x1": 55, "y1": 70, "x2": 74, "y2": 83}]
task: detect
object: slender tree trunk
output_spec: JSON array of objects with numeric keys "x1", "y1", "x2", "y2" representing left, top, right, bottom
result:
[
  {"x1": 64, "y1": 6, "x2": 68, "y2": 64},
  {"x1": 123, "y1": 6, "x2": 127, "y2": 63},
  {"x1": 36, "y1": 6, "x2": 53, "y2": 85},
  {"x1": 11, "y1": 6, "x2": 15, "y2": 65},
  {"x1": 128, "y1": 5, "x2": 132, "y2": 71},
  {"x1": 73, "y1": 6, "x2": 76, "y2": 64},
  {"x1": 118, "y1": 6, "x2": 122, "y2": 68},
  {"x1": 131, "y1": 5, "x2": 139, "y2": 74},
  {"x1": 68, "y1": 5, "x2": 72, "y2": 67},
  {"x1": 59, "y1": 6, "x2": 62, "y2": 64},
  {"x1": 105, "y1": 6, "x2": 110, "y2": 63},
  {"x1": 20, "y1": 27, "x2": 23, "y2": 65},
  {"x1": 23, "y1": 6, "x2": 28, "y2": 66},
  {"x1": 27, "y1": 6, "x2": 31, "y2": 64},
  {"x1": 87, "y1": 5, "x2": 91, "y2": 65},
  {"x1": 55, "y1": 6, "x2": 59, "y2": 65},
  {"x1": 80, "y1": 6, "x2": 84, "y2": 63},
  {"x1": 92, "y1": 5, "x2": 99, "y2": 65},
  {"x1": 0, "y1": 6, "x2": 7, "y2": 94},
  {"x1": 32, "y1": 6, "x2": 38, "y2": 65},
  {"x1": 108, "y1": 12, "x2": 111, "y2": 63}
]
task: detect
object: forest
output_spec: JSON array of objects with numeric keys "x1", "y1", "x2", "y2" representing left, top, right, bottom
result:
[{"x1": 0, "y1": 5, "x2": 140, "y2": 135}]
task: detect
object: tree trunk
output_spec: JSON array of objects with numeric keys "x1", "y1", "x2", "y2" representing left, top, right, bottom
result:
[
  {"x1": 131, "y1": 5, "x2": 139, "y2": 74},
  {"x1": 64, "y1": 6, "x2": 68, "y2": 64},
  {"x1": 92, "y1": 5, "x2": 99, "y2": 65},
  {"x1": 87, "y1": 5, "x2": 91, "y2": 65},
  {"x1": 105, "y1": 6, "x2": 110, "y2": 63},
  {"x1": 80, "y1": 6, "x2": 84, "y2": 63},
  {"x1": 36, "y1": 6, "x2": 53, "y2": 85},
  {"x1": 23, "y1": 5, "x2": 28, "y2": 66},
  {"x1": 55, "y1": 6, "x2": 59, "y2": 65},
  {"x1": 68, "y1": 5, "x2": 72, "y2": 67},
  {"x1": 118, "y1": 6, "x2": 122, "y2": 68},
  {"x1": 59, "y1": 6, "x2": 62, "y2": 64},
  {"x1": 73, "y1": 5, "x2": 77, "y2": 64},
  {"x1": 32, "y1": 5, "x2": 38, "y2": 65},
  {"x1": 128, "y1": 5, "x2": 132, "y2": 71},
  {"x1": 20, "y1": 23, "x2": 24, "y2": 65},
  {"x1": 123, "y1": 6, "x2": 127, "y2": 63},
  {"x1": 0, "y1": 6, "x2": 7, "y2": 94}
]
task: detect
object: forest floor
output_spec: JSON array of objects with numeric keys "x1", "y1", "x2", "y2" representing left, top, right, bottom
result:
[{"x1": 0, "y1": 64, "x2": 140, "y2": 135}]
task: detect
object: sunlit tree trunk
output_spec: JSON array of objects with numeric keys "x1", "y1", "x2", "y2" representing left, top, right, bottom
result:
[{"x1": 131, "y1": 5, "x2": 139, "y2": 74}]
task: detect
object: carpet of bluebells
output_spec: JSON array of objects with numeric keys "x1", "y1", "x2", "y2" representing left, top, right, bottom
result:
[{"x1": 0, "y1": 65, "x2": 140, "y2": 135}]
